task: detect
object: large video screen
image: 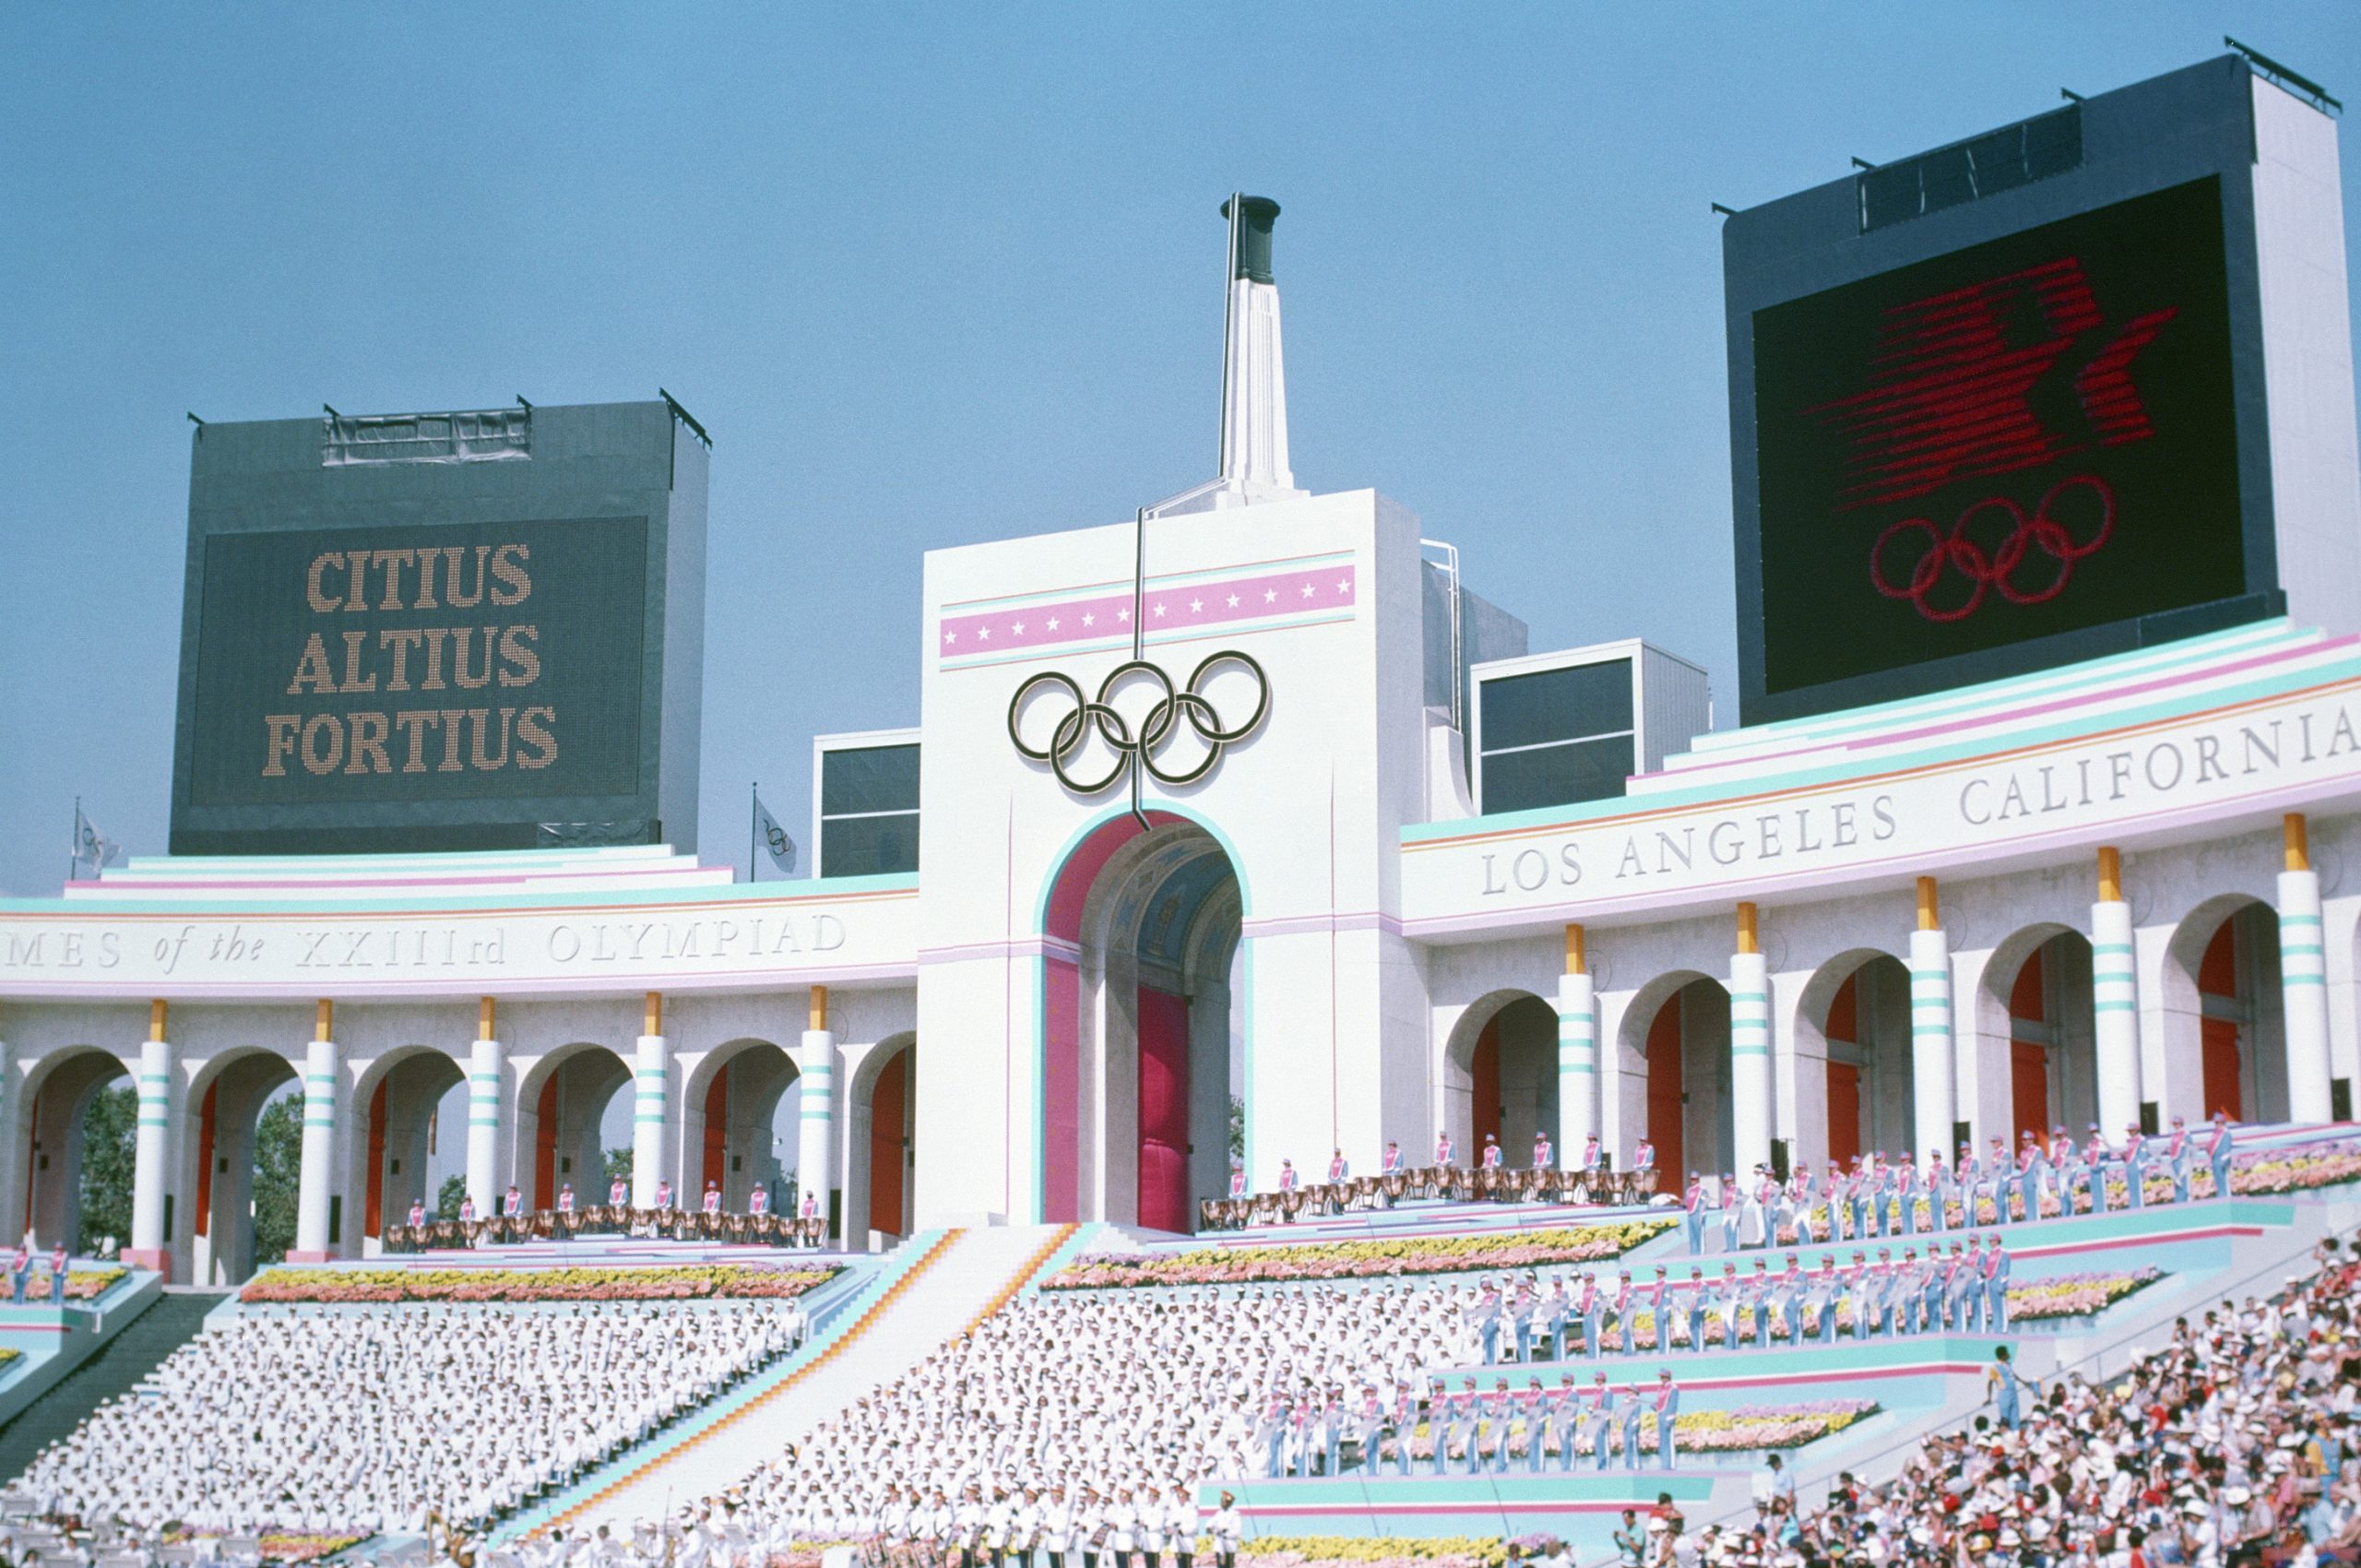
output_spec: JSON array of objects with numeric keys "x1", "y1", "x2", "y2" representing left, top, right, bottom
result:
[
  {"x1": 1752, "y1": 177, "x2": 2242, "y2": 698},
  {"x1": 185, "y1": 517, "x2": 649, "y2": 808}
]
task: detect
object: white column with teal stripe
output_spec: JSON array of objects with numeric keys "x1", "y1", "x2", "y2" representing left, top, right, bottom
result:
[
  {"x1": 1557, "y1": 968, "x2": 1598, "y2": 1158},
  {"x1": 631, "y1": 1030, "x2": 672, "y2": 1209},
  {"x1": 466, "y1": 1035, "x2": 505, "y2": 1217},
  {"x1": 1729, "y1": 950, "x2": 1774, "y2": 1177},
  {"x1": 295, "y1": 1036, "x2": 339, "y2": 1255},
  {"x1": 796, "y1": 1028, "x2": 837, "y2": 1226},
  {"x1": 1907, "y1": 926, "x2": 1957, "y2": 1159},
  {"x1": 2278, "y1": 867, "x2": 2334, "y2": 1119},
  {"x1": 2091, "y1": 897, "x2": 2142, "y2": 1135},
  {"x1": 130, "y1": 1034, "x2": 173, "y2": 1255}
]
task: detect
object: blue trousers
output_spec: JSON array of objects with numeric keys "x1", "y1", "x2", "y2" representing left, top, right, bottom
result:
[
  {"x1": 2212, "y1": 1154, "x2": 2232, "y2": 1200},
  {"x1": 1987, "y1": 1282, "x2": 2009, "y2": 1329},
  {"x1": 1482, "y1": 1323, "x2": 1499, "y2": 1364},
  {"x1": 1685, "y1": 1211, "x2": 1706, "y2": 1253},
  {"x1": 2125, "y1": 1162, "x2": 2144, "y2": 1208}
]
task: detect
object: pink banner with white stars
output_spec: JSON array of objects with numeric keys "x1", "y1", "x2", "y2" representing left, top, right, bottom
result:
[{"x1": 939, "y1": 560, "x2": 1358, "y2": 664}]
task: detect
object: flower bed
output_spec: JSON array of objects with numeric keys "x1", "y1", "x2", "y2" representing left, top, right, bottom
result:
[
  {"x1": 239, "y1": 1262, "x2": 840, "y2": 1305},
  {"x1": 1042, "y1": 1220, "x2": 1677, "y2": 1290},
  {"x1": 2005, "y1": 1267, "x2": 2161, "y2": 1321},
  {"x1": 64, "y1": 1267, "x2": 126, "y2": 1301},
  {"x1": 1240, "y1": 1538, "x2": 1510, "y2": 1568},
  {"x1": 258, "y1": 1534, "x2": 364, "y2": 1563}
]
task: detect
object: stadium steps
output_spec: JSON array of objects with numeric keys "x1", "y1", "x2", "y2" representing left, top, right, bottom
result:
[
  {"x1": 0, "y1": 1289, "x2": 228, "y2": 1482},
  {"x1": 509, "y1": 1223, "x2": 1076, "y2": 1539}
]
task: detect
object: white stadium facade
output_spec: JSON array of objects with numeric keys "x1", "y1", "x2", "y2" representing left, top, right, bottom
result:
[{"x1": 1, "y1": 53, "x2": 2359, "y2": 1290}]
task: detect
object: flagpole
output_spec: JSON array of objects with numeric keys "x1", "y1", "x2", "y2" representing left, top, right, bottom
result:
[
  {"x1": 749, "y1": 782, "x2": 758, "y2": 885},
  {"x1": 68, "y1": 796, "x2": 78, "y2": 885}
]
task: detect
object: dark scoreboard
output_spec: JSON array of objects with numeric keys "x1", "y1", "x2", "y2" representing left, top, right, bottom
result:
[
  {"x1": 169, "y1": 402, "x2": 707, "y2": 856},
  {"x1": 1753, "y1": 178, "x2": 2242, "y2": 699},
  {"x1": 1725, "y1": 56, "x2": 2294, "y2": 724}
]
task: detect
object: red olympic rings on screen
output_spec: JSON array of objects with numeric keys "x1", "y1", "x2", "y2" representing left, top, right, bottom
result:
[{"x1": 1869, "y1": 475, "x2": 2116, "y2": 624}]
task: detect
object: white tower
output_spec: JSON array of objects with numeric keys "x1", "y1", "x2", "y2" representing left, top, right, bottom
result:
[{"x1": 1150, "y1": 195, "x2": 1309, "y2": 516}]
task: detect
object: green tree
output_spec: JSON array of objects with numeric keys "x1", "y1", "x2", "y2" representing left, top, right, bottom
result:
[
  {"x1": 77, "y1": 1085, "x2": 136, "y2": 1253},
  {"x1": 604, "y1": 1146, "x2": 633, "y2": 1187},
  {"x1": 436, "y1": 1174, "x2": 469, "y2": 1220},
  {"x1": 1228, "y1": 1096, "x2": 1245, "y2": 1162},
  {"x1": 250, "y1": 1095, "x2": 303, "y2": 1265}
]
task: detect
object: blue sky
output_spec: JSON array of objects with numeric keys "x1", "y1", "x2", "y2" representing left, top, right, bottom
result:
[{"x1": 4, "y1": 3, "x2": 2356, "y2": 896}]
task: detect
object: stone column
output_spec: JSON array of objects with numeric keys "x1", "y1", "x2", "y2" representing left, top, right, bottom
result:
[
  {"x1": 632, "y1": 992, "x2": 671, "y2": 1208},
  {"x1": 2278, "y1": 814, "x2": 2335, "y2": 1120},
  {"x1": 467, "y1": 997, "x2": 504, "y2": 1216},
  {"x1": 1557, "y1": 924, "x2": 1597, "y2": 1160},
  {"x1": 126, "y1": 1000, "x2": 175, "y2": 1277},
  {"x1": 1909, "y1": 876, "x2": 1959, "y2": 1159},
  {"x1": 291, "y1": 1000, "x2": 339, "y2": 1260},
  {"x1": 1730, "y1": 904, "x2": 1774, "y2": 1176},
  {"x1": 798, "y1": 986, "x2": 837, "y2": 1234},
  {"x1": 2092, "y1": 847, "x2": 2143, "y2": 1136}
]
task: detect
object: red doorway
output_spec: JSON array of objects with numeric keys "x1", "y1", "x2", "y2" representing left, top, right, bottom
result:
[
  {"x1": 1646, "y1": 996, "x2": 1685, "y2": 1178},
  {"x1": 2008, "y1": 952, "x2": 2048, "y2": 1144},
  {"x1": 1824, "y1": 974, "x2": 1860, "y2": 1166},
  {"x1": 2198, "y1": 920, "x2": 2244, "y2": 1120},
  {"x1": 1136, "y1": 988, "x2": 1191, "y2": 1232},
  {"x1": 868, "y1": 1048, "x2": 908, "y2": 1239},
  {"x1": 1470, "y1": 1016, "x2": 1501, "y2": 1152},
  {"x1": 1826, "y1": 1063, "x2": 1861, "y2": 1167}
]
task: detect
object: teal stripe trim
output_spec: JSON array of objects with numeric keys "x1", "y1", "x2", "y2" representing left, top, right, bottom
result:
[
  {"x1": 2285, "y1": 974, "x2": 2327, "y2": 987},
  {"x1": 1731, "y1": 1044, "x2": 1771, "y2": 1057},
  {"x1": 2283, "y1": 913, "x2": 2322, "y2": 926},
  {"x1": 137, "y1": 1115, "x2": 167, "y2": 1127},
  {"x1": 2093, "y1": 943, "x2": 2133, "y2": 956},
  {"x1": 2094, "y1": 999, "x2": 2137, "y2": 1013},
  {"x1": 1912, "y1": 1024, "x2": 1952, "y2": 1037}
]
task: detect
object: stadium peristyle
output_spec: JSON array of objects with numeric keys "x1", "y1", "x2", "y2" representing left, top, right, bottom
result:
[{"x1": 6, "y1": 47, "x2": 2361, "y2": 1568}]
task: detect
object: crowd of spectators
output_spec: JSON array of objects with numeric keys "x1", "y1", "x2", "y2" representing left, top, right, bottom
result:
[
  {"x1": 13, "y1": 1301, "x2": 806, "y2": 1540},
  {"x1": 1613, "y1": 1232, "x2": 2361, "y2": 1568}
]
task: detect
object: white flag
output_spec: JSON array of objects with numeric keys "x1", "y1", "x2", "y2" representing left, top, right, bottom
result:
[
  {"x1": 72, "y1": 804, "x2": 122, "y2": 875},
  {"x1": 754, "y1": 794, "x2": 796, "y2": 875}
]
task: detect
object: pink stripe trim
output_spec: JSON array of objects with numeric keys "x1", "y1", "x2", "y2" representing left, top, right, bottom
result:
[
  {"x1": 1242, "y1": 1502, "x2": 1655, "y2": 1517},
  {"x1": 941, "y1": 565, "x2": 1356, "y2": 658},
  {"x1": 1663, "y1": 634, "x2": 2360, "y2": 780},
  {"x1": 76, "y1": 864, "x2": 723, "y2": 892}
]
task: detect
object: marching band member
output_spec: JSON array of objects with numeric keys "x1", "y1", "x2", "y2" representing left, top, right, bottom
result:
[
  {"x1": 1651, "y1": 1369, "x2": 1679, "y2": 1471},
  {"x1": 457, "y1": 1193, "x2": 477, "y2": 1224},
  {"x1": 1379, "y1": 1141, "x2": 1404, "y2": 1208},
  {"x1": 1575, "y1": 1269, "x2": 1602, "y2": 1360},
  {"x1": 47, "y1": 1241, "x2": 68, "y2": 1304},
  {"x1": 1324, "y1": 1148, "x2": 1349, "y2": 1215},
  {"x1": 654, "y1": 1178, "x2": 675, "y2": 1210},
  {"x1": 749, "y1": 1182, "x2": 771, "y2": 1217},
  {"x1": 1478, "y1": 1134, "x2": 1503, "y2": 1173},
  {"x1": 1433, "y1": 1129, "x2": 1456, "y2": 1169},
  {"x1": 2082, "y1": 1123, "x2": 2111, "y2": 1214},
  {"x1": 408, "y1": 1197, "x2": 427, "y2": 1229},
  {"x1": 1614, "y1": 1381, "x2": 1644, "y2": 1468},
  {"x1": 1981, "y1": 1230, "x2": 2011, "y2": 1329},
  {"x1": 1682, "y1": 1171, "x2": 1710, "y2": 1254},
  {"x1": 1583, "y1": 1372, "x2": 1613, "y2": 1472},
  {"x1": 703, "y1": 1181, "x2": 723, "y2": 1215},
  {"x1": 1228, "y1": 1166, "x2": 1248, "y2": 1200},
  {"x1": 1275, "y1": 1159, "x2": 1299, "y2": 1198},
  {"x1": 2207, "y1": 1111, "x2": 2236, "y2": 1199},
  {"x1": 799, "y1": 1187, "x2": 823, "y2": 1248},
  {"x1": 1551, "y1": 1373, "x2": 1582, "y2": 1472},
  {"x1": 1743, "y1": 1163, "x2": 1774, "y2": 1249},
  {"x1": 2121, "y1": 1122, "x2": 2149, "y2": 1209},
  {"x1": 1580, "y1": 1133, "x2": 1601, "y2": 1174},
  {"x1": 2167, "y1": 1115, "x2": 2194, "y2": 1202},
  {"x1": 1530, "y1": 1130, "x2": 1552, "y2": 1175},
  {"x1": 1631, "y1": 1137, "x2": 1655, "y2": 1184},
  {"x1": 1719, "y1": 1173, "x2": 1744, "y2": 1253},
  {"x1": 1680, "y1": 1266, "x2": 1708, "y2": 1350},
  {"x1": 503, "y1": 1183, "x2": 524, "y2": 1218}
]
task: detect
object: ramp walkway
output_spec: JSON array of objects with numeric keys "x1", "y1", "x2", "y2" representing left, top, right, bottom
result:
[{"x1": 504, "y1": 1224, "x2": 1075, "y2": 1541}]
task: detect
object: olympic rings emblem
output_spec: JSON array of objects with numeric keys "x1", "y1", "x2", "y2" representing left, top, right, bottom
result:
[
  {"x1": 1870, "y1": 474, "x2": 2116, "y2": 624},
  {"x1": 1007, "y1": 649, "x2": 1271, "y2": 795}
]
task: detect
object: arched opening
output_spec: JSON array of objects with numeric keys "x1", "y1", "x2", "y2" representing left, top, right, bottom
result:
[
  {"x1": 18, "y1": 1048, "x2": 132, "y2": 1253},
  {"x1": 186, "y1": 1049, "x2": 301, "y2": 1284},
  {"x1": 2167, "y1": 898, "x2": 2286, "y2": 1123},
  {"x1": 1989, "y1": 927, "x2": 2097, "y2": 1145},
  {"x1": 513, "y1": 1045, "x2": 632, "y2": 1211},
  {"x1": 344, "y1": 1048, "x2": 464, "y2": 1250},
  {"x1": 1625, "y1": 975, "x2": 1732, "y2": 1184},
  {"x1": 1039, "y1": 813, "x2": 1242, "y2": 1229},
  {"x1": 1445, "y1": 992, "x2": 1559, "y2": 1167},
  {"x1": 681, "y1": 1040, "x2": 800, "y2": 1213},
  {"x1": 1808, "y1": 954, "x2": 1915, "y2": 1166}
]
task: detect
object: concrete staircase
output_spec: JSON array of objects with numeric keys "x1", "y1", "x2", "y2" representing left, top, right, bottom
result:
[
  {"x1": 0, "y1": 1290, "x2": 228, "y2": 1482},
  {"x1": 525, "y1": 1225, "x2": 1074, "y2": 1538}
]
